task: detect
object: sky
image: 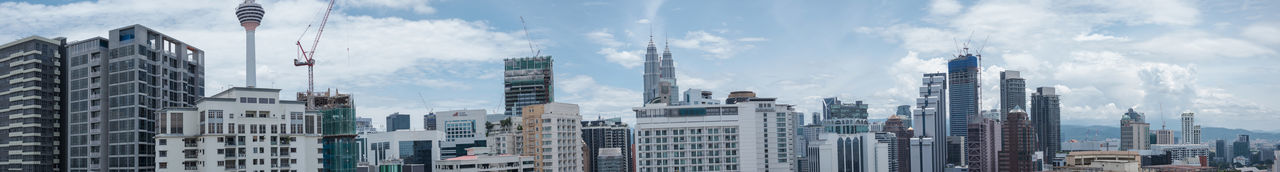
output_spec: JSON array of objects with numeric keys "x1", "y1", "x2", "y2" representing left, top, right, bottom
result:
[{"x1": 2, "y1": 0, "x2": 1278, "y2": 132}]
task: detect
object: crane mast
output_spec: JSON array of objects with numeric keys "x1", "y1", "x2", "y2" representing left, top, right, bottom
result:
[{"x1": 296, "y1": 0, "x2": 335, "y2": 110}]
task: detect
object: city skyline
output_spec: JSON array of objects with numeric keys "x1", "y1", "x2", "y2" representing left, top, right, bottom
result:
[{"x1": 2, "y1": 0, "x2": 1278, "y2": 132}]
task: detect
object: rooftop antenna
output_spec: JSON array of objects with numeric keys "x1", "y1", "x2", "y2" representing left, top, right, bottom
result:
[{"x1": 519, "y1": 16, "x2": 540, "y2": 57}]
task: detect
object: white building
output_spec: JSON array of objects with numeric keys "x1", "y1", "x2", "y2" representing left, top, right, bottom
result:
[
  {"x1": 520, "y1": 103, "x2": 584, "y2": 172},
  {"x1": 682, "y1": 88, "x2": 719, "y2": 105},
  {"x1": 1152, "y1": 144, "x2": 1212, "y2": 165},
  {"x1": 912, "y1": 73, "x2": 948, "y2": 172},
  {"x1": 435, "y1": 147, "x2": 537, "y2": 172},
  {"x1": 436, "y1": 109, "x2": 489, "y2": 159},
  {"x1": 1181, "y1": 113, "x2": 1200, "y2": 144},
  {"x1": 357, "y1": 130, "x2": 444, "y2": 168},
  {"x1": 809, "y1": 133, "x2": 891, "y2": 172},
  {"x1": 155, "y1": 87, "x2": 323, "y2": 171},
  {"x1": 633, "y1": 95, "x2": 796, "y2": 172},
  {"x1": 486, "y1": 116, "x2": 523, "y2": 155}
]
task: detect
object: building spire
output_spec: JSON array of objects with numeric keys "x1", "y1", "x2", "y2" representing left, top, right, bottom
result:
[{"x1": 663, "y1": 33, "x2": 670, "y2": 53}]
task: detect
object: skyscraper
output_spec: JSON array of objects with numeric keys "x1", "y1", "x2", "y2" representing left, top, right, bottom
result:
[
  {"x1": 912, "y1": 73, "x2": 948, "y2": 172},
  {"x1": 1181, "y1": 112, "x2": 1200, "y2": 144},
  {"x1": 67, "y1": 25, "x2": 206, "y2": 171},
  {"x1": 999, "y1": 71, "x2": 1025, "y2": 117},
  {"x1": 821, "y1": 98, "x2": 870, "y2": 134},
  {"x1": 965, "y1": 112, "x2": 1001, "y2": 172},
  {"x1": 1, "y1": 36, "x2": 67, "y2": 171},
  {"x1": 1155, "y1": 129, "x2": 1175, "y2": 144},
  {"x1": 642, "y1": 36, "x2": 678, "y2": 105},
  {"x1": 1233, "y1": 135, "x2": 1251, "y2": 162},
  {"x1": 386, "y1": 113, "x2": 410, "y2": 132},
  {"x1": 1121, "y1": 108, "x2": 1150, "y2": 151},
  {"x1": 503, "y1": 56, "x2": 553, "y2": 116},
  {"x1": 948, "y1": 53, "x2": 980, "y2": 137},
  {"x1": 1031, "y1": 87, "x2": 1061, "y2": 165},
  {"x1": 581, "y1": 118, "x2": 633, "y2": 172},
  {"x1": 999, "y1": 108, "x2": 1036, "y2": 172},
  {"x1": 521, "y1": 103, "x2": 583, "y2": 172},
  {"x1": 885, "y1": 115, "x2": 913, "y2": 172}
]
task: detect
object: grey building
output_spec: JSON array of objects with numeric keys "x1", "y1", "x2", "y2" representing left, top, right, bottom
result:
[
  {"x1": 1031, "y1": 87, "x2": 1061, "y2": 165},
  {"x1": 822, "y1": 98, "x2": 870, "y2": 134},
  {"x1": 1234, "y1": 135, "x2": 1251, "y2": 162},
  {"x1": 387, "y1": 113, "x2": 410, "y2": 132},
  {"x1": 595, "y1": 148, "x2": 627, "y2": 172},
  {"x1": 423, "y1": 113, "x2": 436, "y2": 130},
  {"x1": 999, "y1": 71, "x2": 1025, "y2": 119},
  {"x1": 642, "y1": 36, "x2": 678, "y2": 105},
  {"x1": 1, "y1": 36, "x2": 68, "y2": 171},
  {"x1": 582, "y1": 118, "x2": 633, "y2": 172},
  {"x1": 503, "y1": 56, "x2": 552, "y2": 116},
  {"x1": 67, "y1": 25, "x2": 207, "y2": 171},
  {"x1": 912, "y1": 73, "x2": 948, "y2": 172}
]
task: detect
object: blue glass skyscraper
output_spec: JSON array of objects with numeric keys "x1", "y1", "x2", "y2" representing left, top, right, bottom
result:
[{"x1": 948, "y1": 53, "x2": 980, "y2": 137}]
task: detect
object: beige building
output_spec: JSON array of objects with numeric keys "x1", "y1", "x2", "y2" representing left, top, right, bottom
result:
[
  {"x1": 1061, "y1": 151, "x2": 1142, "y2": 172},
  {"x1": 521, "y1": 103, "x2": 584, "y2": 172}
]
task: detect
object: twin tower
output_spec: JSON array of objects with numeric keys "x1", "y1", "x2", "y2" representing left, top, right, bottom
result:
[{"x1": 643, "y1": 36, "x2": 679, "y2": 104}]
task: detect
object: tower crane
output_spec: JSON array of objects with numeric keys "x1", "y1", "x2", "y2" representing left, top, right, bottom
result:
[{"x1": 296, "y1": 0, "x2": 335, "y2": 110}]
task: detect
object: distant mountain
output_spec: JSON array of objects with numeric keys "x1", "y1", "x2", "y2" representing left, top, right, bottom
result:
[{"x1": 1060, "y1": 125, "x2": 1280, "y2": 142}]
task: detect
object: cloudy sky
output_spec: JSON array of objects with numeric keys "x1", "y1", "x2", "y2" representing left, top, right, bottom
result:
[{"x1": 2, "y1": 0, "x2": 1277, "y2": 132}]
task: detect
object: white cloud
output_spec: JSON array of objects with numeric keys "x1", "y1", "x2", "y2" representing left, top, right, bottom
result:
[
  {"x1": 929, "y1": 0, "x2": 962, "y2": 16},
  {"x1": 586, "y1": 29, "x2": 644, "y2": 68},
  {"x1": 635, "y1": 19, "x2": 651, "y2": 24},
  {"x1": 341, "y1": 0, "x2": 436, "y2": 14},
  {"x1": 671, "y1": 30, "x2": 762, "y2": 59},
  {"x1": 1241, "y1": 22, "x2": 1280, "y2": 45},
  {"x1": 558, "y1": 75, "x2": 642, "y2": 123},
  {"x1": 1133, "y1": 31, "x2": 1275, "y2": 59},
  {"x1": 1073, "y1": 33, "x2": 1128, "y2": 42}
]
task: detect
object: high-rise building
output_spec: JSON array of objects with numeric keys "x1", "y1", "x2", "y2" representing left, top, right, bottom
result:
[
  {"x1": 1031, "y1": 87, "x2": 1061, "y2": 165},
  {"x1": 682, "y1": 88, "x2": 718, "y2": 105},
  {"x1": 595, "y1": 148, "x2": 628, "y2": 172},
  {"x1": 358, "y1": 130, "x2": 444, "y2": 169},
  {"x1": 885, "y1": 115, "x2": 913, "y2": 172},
  {"x1": 1155, "y1": 129, "x2": 1176, "y2": 144},
  {"x1": 520, "y1": 103, "x2": 583, "y2": 172},
  {"x1": 155, "y1": 87, "x2": 322, "y2": 171},
  {"x1": 295, "y1": 89, "x2": 360, "y2": 171},
  {"x1": 1181, "y1": 113, "x2": 1200, "y2": 144},
  {"x1": 67, "y1": 25, "x2": 206, "y2": 171},
  {"x1": 642, "y1": 36, "x2": 678, "y2": 105},
  {"x1": 386, "y1": 113, "x2": 411, "y2": 132},
  {"x1": 999, "y1": 108, "x2": 1036, "y2": 172},
  {"x1": 356, "y1": 117, "x2": 375, "y2": 133},
  {"x1": 965, "y1": 112, "x2": 1002, "y2": 172},
  {"x1": 436, "y1": 110, "x2": 489, "y2": 159},
  {"x1": 633, "y1": 94, "x2": 796, "y2": 172},
  {"x1": 503, "y1": 56, "x2": 553, "y2": 116},
  {"x1": 790, "y1": 112, "x2": 807, "y2": 172},
  {"x1": 424, "y1": 113, "x2": 437, "y2": 130},
  {"x1": 811, "y1": 112, "x2": 821, "y2": 125},
  {"x1": 999, "y1": 71, "x2": 1025, "y2": 118},
  {"x1": 821, "y1": 98, "x2": 870, "y2": 134},
  {"x1": 1233, "y1": 135, "x2": 1251, "y2": 162},
  {"x1": 808, "y1": 133, "x2": 893, "y2": 172},
  {"x1": 1, "y1": 36, "x2": 67, "y2": 171},
  {"x1": 948, "y1": 53, "x2": 980, "y2": 137},
  {"x1": 912, "y1": 73, "x2": 948, "y2": 172},
  {"x1": 946, "y1": 136, "x2": 966, "y2": 166},
  {"x1": 1216, "y1": 140, "x2": 1227, "y2": 162},
  {"x1": 896, "y1": 105, "x2": 913, "y2": 128},
  {"x1": 1121, "y1": 108, "x2": 1151, "y2": 151},
  {"x1": 581, "y1": 118, "x2": 633, "y2": 172}
]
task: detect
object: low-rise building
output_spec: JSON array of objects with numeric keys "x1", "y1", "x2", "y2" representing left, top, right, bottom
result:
[
  {"x1": 1061, "y1": 151, "x2": 1142, "y2": 172},
  {"x1": 357, "y1": 130, "x2": 445, "y2": 169},
  {"x1": 434, "y1": 147, "x2": 536, "y2": 172}
]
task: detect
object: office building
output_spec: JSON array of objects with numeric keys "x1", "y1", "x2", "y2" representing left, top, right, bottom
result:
[
  {"x1": 999, "y1": 108, "x2": 1036, "y2": 172},
  {"x1": 1155, "y1": 129, "x2": 1176, "y2": 145},
  {"x1": 965, "y1": 112, "x2": 1001, "y2": 172},
  {"x1": 1151, "y1": 144, "x2": 1212, "y2": 164},
  {"x1": 999, "y1": 71, "x2": 1025, "y2": 117},
  {"x1": 504, "y1": 56, "x2": 553, "y2": 116},
  {"x1": 643, "y1": 36, "x2": 678, "y2": 105},
  {"x1": 154, "y1": 87, "x2": 322, "y2": 171},
  {"x1": 808, "y1": 133, "x2": 892, "y2": 172},
  {"x1": 946, "y1": 136, "x2": 965, "y2": 166},
  {"x1": 436, "y1": 110, "x2": 489, "y2": 159},
  {"x1": 683, "y1": 88, "x2": 718, "y2": 105},
  {"x1": 948, "y1": 53, "x2": 980, "y2": 137},
  {"x1": 67, "y1": 25, "x2": 206, "y2": 171},
  {"x1": 822, "y1": 97, "x2": 869, "y2": 120},
  {"x1": 582, "y1": 118, "x2": 633, "y2": 172},
  {"x1": 386, "y1": 113, "x2": 410, "y2": 132},
  {"x1": 1120, "y1": 108, "x2": 1150, "y2": 151},
  {"x1": 1030, "y1": 87, "x2": 1061, "y2": 165},
  {"x1": 633, "y1": 93, "x2": 796, "y2": 172},
  {"x1": 1181, "y1": 113, "x2": 1200, "y2": 144},
  {"x1": 911, "y1": 73, "x2": 948, "y2": 172},
  {"x1": 1, "y1": 36, "x2": 67, "y2": 171},
  {"x1": 358, "y1": 130, "x2": 444, "y2": 169},
  {"x1": 434, "y1": 147, "x2": 537, "y2": 172},
  {"x1": 595, "y1": 148, "x2": 627, "y2": 172},
  {"x1": 1062, "y1": 151, "x2": 1142, "y2": 172},
  {"x1": 356, "y1": 117, "x2": 375, "y2": 133},
  {"x1": 1234, "y1": 135, "x2": 1251, "y2": 162},
  {"x1": 424, "y1": 113, "x2": 437, "y2": 130},
  {"x1": 520, "y1": 103, "x2": 583, "y2": 172},
  {"x1": 884, "y1": 115, "x2": 913, "y2": 172},
  {"x1": 1216, "y1": 140, "x2": 1227, "y2": 162}
]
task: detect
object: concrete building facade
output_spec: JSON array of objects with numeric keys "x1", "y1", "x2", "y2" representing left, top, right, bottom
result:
[
  {"x1": 436, "y1": 109, "x2": 489, "y2": 159},
  {"x1": 1181, "y1": 112, "x2": 1200, "y2": 144},
  {"x1": 1121, "y1": 108, "x2": 1150, "y2": 151},
  {"x1": 633, "y1": 96, "x2": 796, "y2": 172},
  {"x1": 1, "y1": 36, "x2": 68, "y2": 171},
  {"x1": 357, "y1": 130, "x2": 444, "y2": 169},
  {"x1": 581, "y1": 118, "x2": 633, "y2": 172},
  {"x1": 67, "y1": 25, "x2": 206, "y2": 171},
  {"x1": 520, "y1": 103, "x2": 583, "y2": 172},
  {"x1": 911, "y1": 73, "x2": 947, "y2": 172},
  {"x1": 809, "y1": 133, "x2": 892, "y2": 172},
  {"x1": 154, "y1": 87, "x2": 321, "y2": 171}
]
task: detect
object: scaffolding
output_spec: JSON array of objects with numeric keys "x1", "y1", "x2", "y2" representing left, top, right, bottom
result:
[{"x1": 305, "y1": 89, "x2": 358, "y2": 172}]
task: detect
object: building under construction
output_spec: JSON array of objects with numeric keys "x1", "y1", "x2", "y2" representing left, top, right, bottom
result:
[{"x1": 301, "y1": 90, "x2": 359, "y2": 171}]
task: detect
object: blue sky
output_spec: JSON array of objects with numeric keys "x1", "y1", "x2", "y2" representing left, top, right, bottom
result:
[{"x1": 2, "y1": 0, "x2": 1278, "y2": 132}]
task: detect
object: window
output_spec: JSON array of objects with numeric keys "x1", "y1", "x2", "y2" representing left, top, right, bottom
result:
[{"x1": 158, "y1": 151, "x2": 167, "y2": 157}]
